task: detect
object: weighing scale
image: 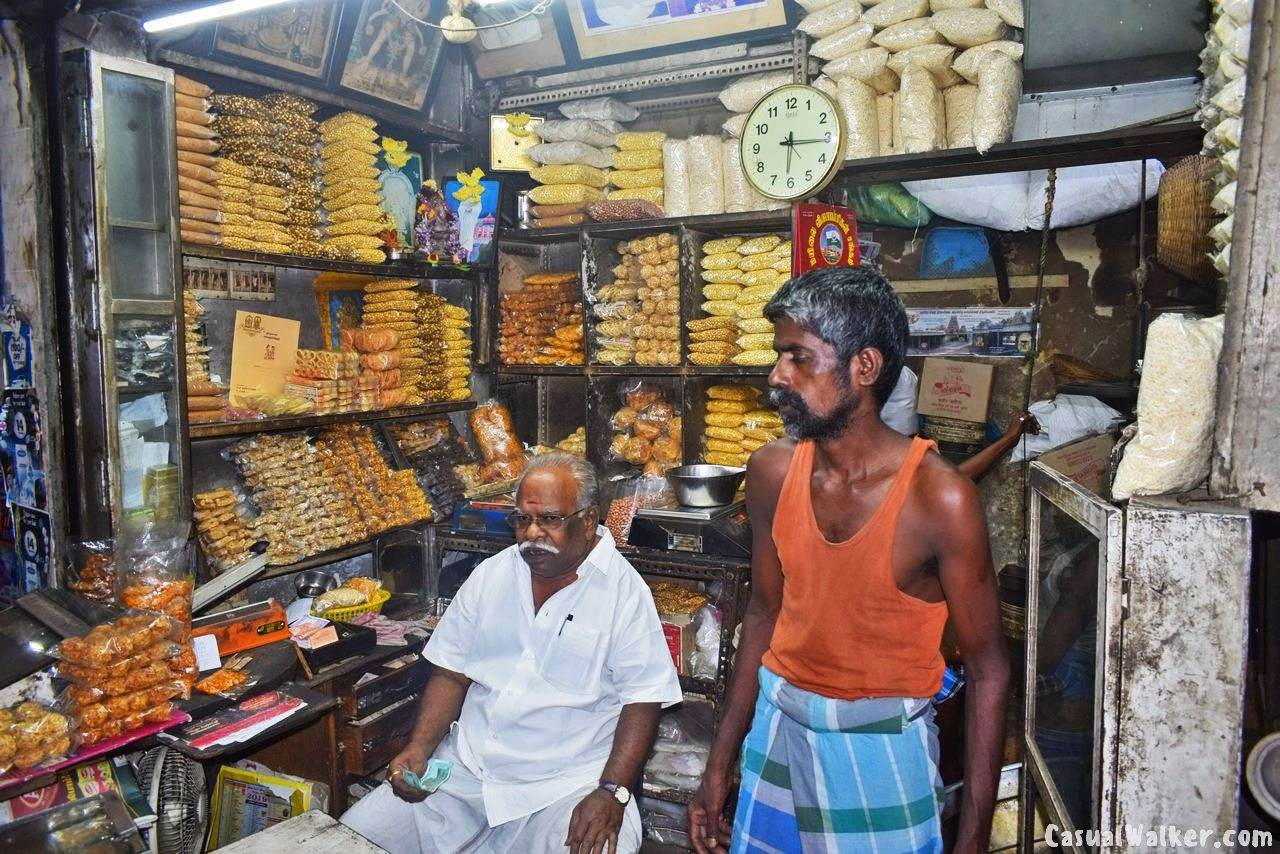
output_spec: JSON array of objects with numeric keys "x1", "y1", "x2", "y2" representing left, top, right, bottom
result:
[{"x1": 627, "y1": 501, "x2": 751, "y2": 558}]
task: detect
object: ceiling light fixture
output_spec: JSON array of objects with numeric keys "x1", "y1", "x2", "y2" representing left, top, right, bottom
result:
[{"x1": 143, "y1": 0, "x2": 295, "y2": 33}]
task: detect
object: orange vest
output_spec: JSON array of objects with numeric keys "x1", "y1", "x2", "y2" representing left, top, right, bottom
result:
[{"x1": 762, "y1": 437, "x2": 949, "y2": 700}]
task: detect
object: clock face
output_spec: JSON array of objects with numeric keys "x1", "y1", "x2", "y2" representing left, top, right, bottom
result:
[{"x1": 740, "y1": 84, "x2": 845, "y2": 201}]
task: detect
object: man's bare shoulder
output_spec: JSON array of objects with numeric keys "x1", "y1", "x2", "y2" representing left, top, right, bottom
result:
[
  {"x1": 913, "y1": 446, "x2": 985, "y2": 525},
  {"x1": 747, "y1": 438, "x2": 797, "y2": 488}
]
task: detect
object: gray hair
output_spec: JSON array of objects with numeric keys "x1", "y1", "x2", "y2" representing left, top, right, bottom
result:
[
  {"x1": 517, "y1": 452, "x2": 599, "y2": 512},
  {"x1": 764, "y1": 266, "x2": 908, "y2": 405}
]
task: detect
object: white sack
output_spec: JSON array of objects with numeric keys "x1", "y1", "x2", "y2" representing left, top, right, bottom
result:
[
  {"x1": 559, "y1": 96, "x2": 637, "y2": 122},
  {"x1": 972, "y1": 50, "x2": 1021, "y2": 154},
  {"x1": 687, "y1": 135, "x2": 726, "y2": 216},
  {"x1": 1009, "y1": 395, "x2": 1125, "y2": 463},
  {"x1": 811, "y1": 21, "x2": 875, "y2": 60},
  {"x1": 719, "y1": 71, "x2": 792, "y2": 113},
  {"x1": 953, "y1": 40, "x2": 1024, "y2": 82},
  {"x1": 1112, "y1": 314, "x2": 1225, "y2": 499},
  {"x1": 931, "y1": 8, "x2": 1009, "y2": 47},
  {"x1": 862, "y1": 0, "x2": 930, "y2": 29},
  {"x1": 798, "y1": 1, "x2": 863, "y2": 38},
  {"x1": 663, "y1": 139, "x2": 692, "y2": 219}
]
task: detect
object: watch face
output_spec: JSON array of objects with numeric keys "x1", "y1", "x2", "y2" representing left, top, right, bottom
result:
[
  {"x1": 614, "y1": 785, "x2": 631, "y2": 805},
  {"x1": 740, "y1": 84, "x2": 845, "y2": 201}
]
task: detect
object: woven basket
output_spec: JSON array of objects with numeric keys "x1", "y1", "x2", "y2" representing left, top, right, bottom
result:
[
  {"x1": 313, "y1": 588, "x2": 390, "y2": 622},
  {"x1": 1156, "y1": 155, "x2": 1221, "y2": 284}
]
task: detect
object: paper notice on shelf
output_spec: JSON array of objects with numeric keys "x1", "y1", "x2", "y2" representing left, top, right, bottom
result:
[
  {"x1": 228, "y1": 310, "x2": 300, "y2": 407},
  {"x1": 119, "y1": 392, "x2": 169, "y2": 429},
  {"x1": 194, "y1": 634, "x2": 222, "y2": 672}
]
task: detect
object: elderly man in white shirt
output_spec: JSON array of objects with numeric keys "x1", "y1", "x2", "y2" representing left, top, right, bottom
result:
[{"x1": 342, "y1": 452, "x2": 683, "y2": 854}]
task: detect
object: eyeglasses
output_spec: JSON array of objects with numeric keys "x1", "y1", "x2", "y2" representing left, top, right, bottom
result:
[{"x1": 506, "y1": 507, "x2": 589, "y2": 531}]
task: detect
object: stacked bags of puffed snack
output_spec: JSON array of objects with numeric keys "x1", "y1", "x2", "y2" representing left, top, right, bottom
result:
[
  {"x1": 610, "y1": 132, "x2": 666, "y2": 213},
  {"x1": 361, "y1": 279, "x2": 423, "y2": 402},
  {"x1": 183, "y1": 290, "x2": 228, "y2": 424},
  {"x1": 795, "y1": 0, "x2": 1024, "y2": 156},
  {"x1": 173, "y1": 76, "x2": 225, "y2": 248},
  {"x1": 689, "y1": 234, "x2": 789, "y2": 366},
  {"x1": 527, "y1": 97, "x2": 636, "y2": 227},
  {"x1": 441, "y1": 303, "x2": 473, "y2": 402},
  {"x1": 702, "y1": 384, "x2": 785, "y2": 468},
  {"x1": 320, "y1": 112, "x2": 388, "y2": 263},
  {"x1": 204, "y1": 93, "x2": 294, "y2": 254},
  {"x1": 259, "y1": 93, "x2": 324, "y2": 257},
  {"x1": 415, "y1": 293, "x2": 450, "y2": 405}
]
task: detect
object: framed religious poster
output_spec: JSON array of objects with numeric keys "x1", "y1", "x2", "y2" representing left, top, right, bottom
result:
[
  {"x1": 213, "y1": 0, "x2": 342, "y2": 80},
  {"x1": 565, "y1": 0, "x2": 788, "y2": 61},
  {"x1": 340, "y1": 0, "x2": 445, "y2": 110}
]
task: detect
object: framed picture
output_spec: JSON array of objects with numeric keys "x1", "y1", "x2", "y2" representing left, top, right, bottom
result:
[
  {"x1": 313, "y1": 274, "x2": 376, "y2": 351},
  {"x1": 376, "y1": 145, "x2": 424, "y2": 251},
  {"x1": 212, "y1": 0, "x2": 342, "y2": 80},
  {"x1": 565, "y1": 0, "x2": 788, "y2": 60},
  {"x1": 444, "y1": 179, "x2": 501, "y2": 269},
  {"x1": 340, "y1": 0, "x2": 445, "y2": 110},
  {"x1": 470, "y1": 8, "x2": 568, "y2": 79},
  {"x1": 226, "y1": 263, "x2": 277, "y2": 301},
  {"x1": 182, "y1": 259, "x2": 229, "y2": 299}
]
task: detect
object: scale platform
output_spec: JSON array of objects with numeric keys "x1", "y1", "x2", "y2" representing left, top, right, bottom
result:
[{"x1": 628, "y1": 501, "x2": 751, "y2": 558}]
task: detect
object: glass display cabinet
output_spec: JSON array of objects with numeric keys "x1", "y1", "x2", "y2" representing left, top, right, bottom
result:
[
  {"x1": 1020, "y1": 461, "x2": 1253, "y2": 850},
  {"x1": 57, "y1": 50, "x2": 188, "y2": 538}
]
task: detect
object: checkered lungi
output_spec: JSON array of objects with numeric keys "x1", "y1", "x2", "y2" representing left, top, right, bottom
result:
[{"x1": 731, "y1": 667, "x2": 944, "y2": 854}]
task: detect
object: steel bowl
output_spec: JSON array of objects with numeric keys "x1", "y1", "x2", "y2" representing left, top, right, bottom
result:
[
  {"x1": 295, "y1": 570, "x2": 338, "y2": 599},
  {"x1": 666, "y1": 464, "x2": 747, "y2": 508}
]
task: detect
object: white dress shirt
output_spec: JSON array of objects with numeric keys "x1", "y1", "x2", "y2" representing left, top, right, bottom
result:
[{"x1": 423, "y1": 526, "x2": 683, "y2": 827}]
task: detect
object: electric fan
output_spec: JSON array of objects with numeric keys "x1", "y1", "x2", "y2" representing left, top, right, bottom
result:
[{"x1": 136, "y1": 746, "x2": 208, "y2": 854}]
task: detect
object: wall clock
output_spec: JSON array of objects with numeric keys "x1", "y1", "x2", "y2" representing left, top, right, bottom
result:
[{"x1": 740, "y1": 84, "x2": 845, "y2": 201}]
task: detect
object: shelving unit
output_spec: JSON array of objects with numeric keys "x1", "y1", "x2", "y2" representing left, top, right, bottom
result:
[
  {"x1": 188, "y1": 400, "x2": 478, "y2": 440},
  {"x1": 181, "y1": 245, "x2": 474, "y2": 281}
]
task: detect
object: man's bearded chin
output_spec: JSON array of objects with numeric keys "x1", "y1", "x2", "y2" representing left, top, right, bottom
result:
[{"x1": 767, "y1": 386, "x2": 858, "y2": 440}]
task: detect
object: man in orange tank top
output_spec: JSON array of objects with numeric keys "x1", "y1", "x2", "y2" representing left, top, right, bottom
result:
[{"x1": 689, "y1": 268, "x2": 1009, "y2": 854}]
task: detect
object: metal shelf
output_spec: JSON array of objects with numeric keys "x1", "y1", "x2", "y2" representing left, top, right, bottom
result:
[
  {"x1": 494, "y1": 365, "x2": 587, "y2": 376},
  {"x1": 497, "y1": 365, "x2": 770, "y2": 378},
  {"x1": 502, "y1": 210, "x2": 794, "y2": 244},
  {"x1": 502, "y1": 123, "x2": 1200, "y2": 241},
  {"x1": 181, "y1": 244, "x2": 474, "y2": 281},
  {"x1": 835, "y1": 121, "x2": 1203, "y2": 185},
  {"x1": 188, "y1": 400, "x2": 477, "y2": 440},
  {"x1": 642, "y1": 784, "x2": 695, "y2": 805}
]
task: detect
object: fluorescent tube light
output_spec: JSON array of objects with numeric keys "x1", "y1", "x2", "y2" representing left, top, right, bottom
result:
[{"x1": 143, "y1": 0, "x2": 296, "y2": 33}]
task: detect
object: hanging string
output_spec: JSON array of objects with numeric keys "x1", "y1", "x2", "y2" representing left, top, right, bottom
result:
[
  {"x1": 1020, "y1": 166, "x2": 1057, "y2": 565},
  {"x1": 386, "y1": 0, "x2": 554, "y2": 32}
]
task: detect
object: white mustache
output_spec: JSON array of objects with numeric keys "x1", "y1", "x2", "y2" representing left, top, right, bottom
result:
[{"x1": 519, "y1": 541, "x2": 560, "y2": 556}]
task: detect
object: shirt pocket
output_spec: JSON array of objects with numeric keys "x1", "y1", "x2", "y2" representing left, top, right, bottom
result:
[{"x1": 538, "y1": 621, "x2": 604, "y2": 696}]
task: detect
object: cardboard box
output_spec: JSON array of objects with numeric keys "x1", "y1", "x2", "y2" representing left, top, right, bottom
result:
[
  {"x1": 207, "y1": 763, "x2": 328, "y2": 848},
  {"x1": 659, "y1": 613, "x2": 697, "y2": 677},
  {"x1": 1038, "y1": 433, "x2": 1117, "y2": 498},
  {"x1": 917, "y1": 358, "x2": 995, "y2": 424}
]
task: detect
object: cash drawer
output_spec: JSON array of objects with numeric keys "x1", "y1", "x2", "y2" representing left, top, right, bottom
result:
[
  {"x1": 339, "y1": 654, "x2": 430, "y2": 719},
  {"x1": 339, "y1": 694, "x2": 418, "y2": 776}
]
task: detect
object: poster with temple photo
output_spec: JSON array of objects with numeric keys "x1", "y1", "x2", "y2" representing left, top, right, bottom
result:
[
  {"x1": 340, "y1": 0, "x2": 445, "y2": 110},
  {"x1": 566, "y1": 0, "x2": 788, "y2": 60}
]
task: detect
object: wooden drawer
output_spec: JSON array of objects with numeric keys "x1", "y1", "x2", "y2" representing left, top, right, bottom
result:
[
  {"x1": 339, "y1": 655, "x2": 430, "y2": 720},
  {"x1": 339, "y1": 694, "x2": 417, "y2": 776}
]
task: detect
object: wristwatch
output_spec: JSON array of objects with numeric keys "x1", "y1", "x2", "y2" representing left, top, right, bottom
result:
[{"x1": 599, "y1": 781, "x2": 631, "y2": 806}]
